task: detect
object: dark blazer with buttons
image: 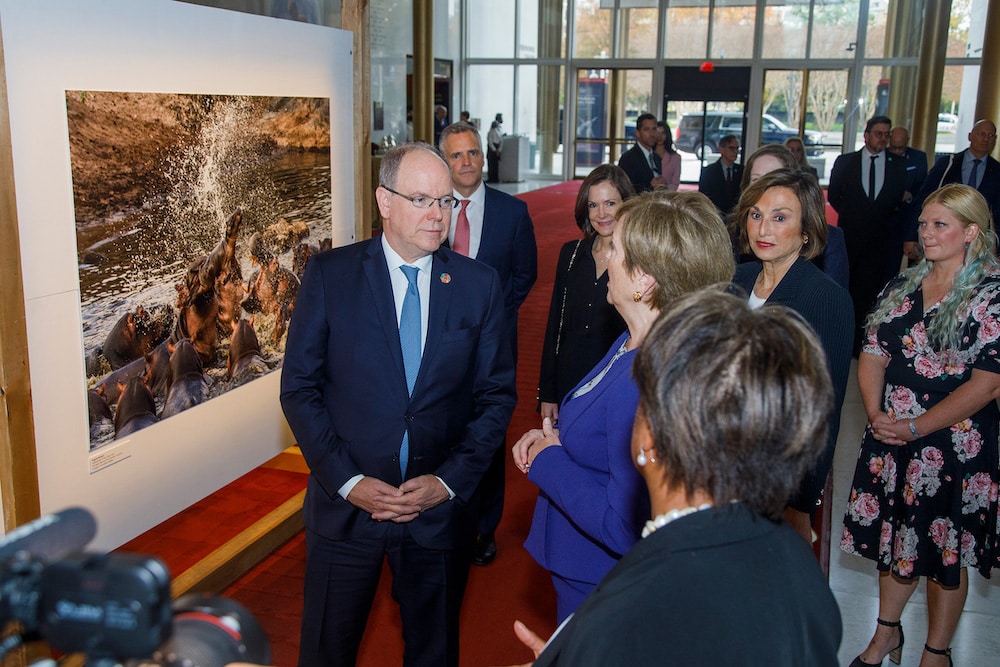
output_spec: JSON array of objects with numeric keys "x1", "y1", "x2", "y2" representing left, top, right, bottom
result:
[
  {"x1": 698, "y1": 158, "x2": 743, "y2": 216},
  {"x1": 531, "y1": 504, "x2": 842, "y2": 667},
  {"x1": 618, "y1": 144, "x2": 661, "y2": 193},
  {"x1": 905, "y1": 149, "x2": 1000, "y2": 242},
  {"x1": 279, "y1": 238, "x2": 517, "y2": 550},
  {"x1": 733, "y1": 258, "x2": 853, "y2": 512}
]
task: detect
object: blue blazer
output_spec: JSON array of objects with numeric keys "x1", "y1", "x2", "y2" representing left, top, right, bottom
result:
[
  {"x1": 280, "y1": 239, "x2": 517, "y2": 550},
  {"x1": 905, "y1": 149, "x2": 1000, "y2": 242},
  {"x1": 476, "y1": 186, "x2": 538, "y2": 330},
  {"x1": 524, "y1": 332, "x2": 648, "y2": 586}
]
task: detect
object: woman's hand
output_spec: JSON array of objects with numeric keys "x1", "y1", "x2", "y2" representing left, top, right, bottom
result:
[
  {"x1": 512, "y1": 417, "x2": 561, "y2": 473},
  {"x1": 868, "y1": 411, "x2": 909, "y2": 445},
  {"x1": 540, "y1": 402, "x2": 559, "y2": 423}
]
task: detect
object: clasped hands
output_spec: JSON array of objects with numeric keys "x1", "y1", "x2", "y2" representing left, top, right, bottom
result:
[
  {"x1": 868, "y1": 411, "x2": 916, "y2": 445},
  {"x1": 512, "y1": 417, "x2": 561, "y2": 474},
  {"x1": 347, "y1": 475, "x2": 449, "y2": 523}
]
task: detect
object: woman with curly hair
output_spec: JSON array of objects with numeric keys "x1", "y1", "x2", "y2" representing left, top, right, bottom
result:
[{"x1": 842, "y1": 184, "x2": 1000, "y2": 667}]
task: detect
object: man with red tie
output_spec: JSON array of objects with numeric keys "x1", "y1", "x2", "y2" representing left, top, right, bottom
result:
[{"x1": 439, "y1": 122, "x2": 538, "y2": 566}]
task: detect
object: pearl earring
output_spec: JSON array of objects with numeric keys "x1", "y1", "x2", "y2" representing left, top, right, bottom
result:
[{"x1": 636, "y1": 449, "x2": 648, "y2": 467}]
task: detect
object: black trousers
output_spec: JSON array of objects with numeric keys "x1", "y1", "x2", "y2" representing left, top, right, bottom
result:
[
  {"x1": 298, "y1": 526, "x2": 473, "y2": 667},
  {"x1": 487, "y1": 148, "x2": 500, "y2": 183}
]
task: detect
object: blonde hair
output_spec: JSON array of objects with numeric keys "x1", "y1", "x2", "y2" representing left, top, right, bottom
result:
[{"x1": 616, "y1": 191, "x2": 735, "y2": 311}]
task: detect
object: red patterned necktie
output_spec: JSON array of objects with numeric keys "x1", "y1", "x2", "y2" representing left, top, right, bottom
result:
[{"x1": 453, "y1": 199, "x2": 471, "y2": 256}]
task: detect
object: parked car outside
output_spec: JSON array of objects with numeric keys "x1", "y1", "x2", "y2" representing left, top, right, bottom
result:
[
  {"x1": 675, "y1": 111, "x2": 824, "y2": 158},
  {"x1": 937, "y1": 113, "x2": 958, "y2": 134}
]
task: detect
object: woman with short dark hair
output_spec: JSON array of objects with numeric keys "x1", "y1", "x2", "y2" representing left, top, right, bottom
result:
[
  {"x1": 537, "y1": 164, "x2": 633, "y2": 422},
  {"x1": 516, "y1": 289, "x2": 842, "y2": 666}
]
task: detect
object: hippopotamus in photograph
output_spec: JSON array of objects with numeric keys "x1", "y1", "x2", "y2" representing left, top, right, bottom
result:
[
  {"x1": 227, "y1": 318, "x2": 266, "y2": 380},
  {"x1": 174, "y1": 208, "x2": 243, "y2": 364},
  {"x1": 102, "y1": 304, "x2": 174, "y2": 370},
  {"x1": 161, "y1": 339, "x2": 208, "y2": 419},
  {"x1": 114, "y1": 376, "x2": 158, "y2": 440},
  {"x1": 88, "y1": 386, "x2": 112, "y2": 428},
  {"x1": 91, "y1": 354, "x2": 149, "y2": 406},
  {"x1": 289, "y1": 236, "x2": 333, "y2": 282},
  {"x1": 142, "y1": 340, "x2": 172, "y2": 400},
  {"x1": 242, "y1": 250, "x2": 300, "y2": 345}
]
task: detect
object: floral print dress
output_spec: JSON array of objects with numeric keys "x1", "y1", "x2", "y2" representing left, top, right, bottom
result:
[{"x1": 841, "y1": 274, "x2": 1000, "y2": 584}]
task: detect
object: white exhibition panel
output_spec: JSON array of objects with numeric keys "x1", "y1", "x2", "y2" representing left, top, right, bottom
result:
[{"x1": 0, "y1": 0, "x2": 355, "y2": 550}]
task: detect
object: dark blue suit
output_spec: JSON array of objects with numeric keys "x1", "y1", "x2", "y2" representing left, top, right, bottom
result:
[
  {"x1": 887, "y1": 147, "x2": 928, "y2": 280},
  {"x1": 462, "y1": 185, "x2": 537, "y2": 541},
  {"x1": 280, "y1": 238, "x2": 517, "y2": 666},
  {"x1": 618, "y1": 144, "x2": 661, "y2": 193},
  {"x1": 698, "y1": 158, "x2": 744, "y2": 216},
  {"x1": 905, "y1": 149, "x2": 1000, "y2": 242},
  {"x1": 524, "y1": 332, "x2": 648, "y2": 621}
]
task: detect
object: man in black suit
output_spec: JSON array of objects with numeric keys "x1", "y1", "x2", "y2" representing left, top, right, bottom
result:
[
  {"x1": 905, "y1": 119, "x2": 1000, "y2": 251},
  {"x1": 281, "y1": 143, "x2": 517, "y2": 667},
  {"x1": 886, "y1": 126, "x2": 928, "y2": 279},
  {"x1": 828, "y1": 115, "x2": 907, "y2": 353},
  {"x1": 698, "y1": 134, "x2": 743, "y2": 216},
  {"x1": 439, "y1": 121, "x2": 538, "y2": 566},
  {"x1": 617, "y1": 113, "x2": 666, "y2": 193}
]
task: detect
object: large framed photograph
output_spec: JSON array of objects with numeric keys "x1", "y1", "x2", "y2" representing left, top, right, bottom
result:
[{"x1": 0, "y1": 0, "x2": 354, "y2": 549}]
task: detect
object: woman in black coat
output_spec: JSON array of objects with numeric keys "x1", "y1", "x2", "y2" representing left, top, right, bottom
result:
[
  {"x1": 537, "y1": 164, "x2": 633, "y2": 422},
  {"x1": 730, "y1": 168, "x2": 854, "y2": 541}
]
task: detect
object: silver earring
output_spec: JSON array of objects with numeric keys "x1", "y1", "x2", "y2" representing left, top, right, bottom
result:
[{"x1": 636, "y1": 449, "x2": 648, "y2": 467}]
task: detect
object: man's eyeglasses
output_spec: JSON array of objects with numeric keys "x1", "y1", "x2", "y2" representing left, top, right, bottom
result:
[{"x1": 381, "y1": 185, "x2": 459, "y2": 210}]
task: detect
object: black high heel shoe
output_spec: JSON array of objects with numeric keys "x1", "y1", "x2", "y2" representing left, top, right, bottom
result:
[
  {"x1": 849, "y1": 618, "x2": 904, "y2": 667},
  {"x1": 924, "y1": 644, "x2": 953, "y2": 666}
]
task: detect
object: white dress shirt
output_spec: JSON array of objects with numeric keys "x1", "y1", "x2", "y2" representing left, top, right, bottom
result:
[{"x1": 448, "y1": 181, "x2": 486, "y2": 258}]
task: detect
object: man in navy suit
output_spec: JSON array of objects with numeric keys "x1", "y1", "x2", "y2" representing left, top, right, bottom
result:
[
  {"x1": 617, "y1": 113, "x2": 666, "y2": 193},
  {"x1": 439, "y1": 122, "x2": 537, "y2": 566},
  {"x1": 698, "y1": 134, "x2": 743, "y2": 216},
  {"x1": 280, "y1": 143, "x2": 517, "y2": 667},
  {"x1": 886, "y1": 126, "x2": 927, "y2": 280},
  {"x1": 905, "y1": 119, "x2": 1000, "y2": 251},
  {"x1": 828, "y1": 115, "x2": 907, "y2": 354}
]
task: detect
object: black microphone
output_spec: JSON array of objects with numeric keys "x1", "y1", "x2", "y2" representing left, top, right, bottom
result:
[{"x1": 0, "y1": 507, "x2": 97, "y2": 563}]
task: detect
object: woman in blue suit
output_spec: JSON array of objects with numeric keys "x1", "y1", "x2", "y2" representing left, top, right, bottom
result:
[{"x1": 512, "y1": 191, "x2": 736, "y2": 621}]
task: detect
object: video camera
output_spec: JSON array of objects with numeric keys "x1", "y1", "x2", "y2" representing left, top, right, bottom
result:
[{"x1": 0, "y1": 508, "x2": 270, "y2": 667}]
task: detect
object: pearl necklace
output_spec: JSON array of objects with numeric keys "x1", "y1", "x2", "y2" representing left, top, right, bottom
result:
[{"x1": 641, "y1": 503, "x2": 713, "y2": 538}]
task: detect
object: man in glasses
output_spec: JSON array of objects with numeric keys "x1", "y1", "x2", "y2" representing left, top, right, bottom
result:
[
  {"x1": 438, "y1": 121, "x2": 537, "y2": 568},
  {"x1": 697, "y1": 133, "x2": 743, "y2": 217},
  {"x1": 828, "y1": 115, "x2": 907, "y2": 354},
  {"x1": 281, "y1": 142, "x2": 517, "y2": 667}
]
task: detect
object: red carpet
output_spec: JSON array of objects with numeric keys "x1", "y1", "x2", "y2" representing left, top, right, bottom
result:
[{"x1": 213, "y1": 181, "x2": 584, "y2": 666}]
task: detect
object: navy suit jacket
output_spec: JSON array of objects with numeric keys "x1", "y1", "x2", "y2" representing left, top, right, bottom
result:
[
  {"x1": 618, "y1": 144, "x2": 661, "y2": 193},
  {"x1": 476, "y1": 186, "x2": 538, "y2": 330},
  {"x1": 698, "y1": 158, "x2": 744, "y2": 216},
  {"x1": 905, "y1": 149, "x2": 1000, "y2": 241},
  {"x1": 280, "y1": 239, "x2": 517, "y2": 550}
]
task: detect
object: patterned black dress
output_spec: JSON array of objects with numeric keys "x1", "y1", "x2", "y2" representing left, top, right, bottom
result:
[{"x1": 841, "y1": 274, "x2": 1000, "y2": 584}]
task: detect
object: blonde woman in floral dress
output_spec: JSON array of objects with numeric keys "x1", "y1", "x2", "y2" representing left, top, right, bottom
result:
[{"x1": 842, "y1": 184, "x2": 1000, "y2": 667}]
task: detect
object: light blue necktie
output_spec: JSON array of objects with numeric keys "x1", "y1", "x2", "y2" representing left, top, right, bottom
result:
[{"x1": 398, "y1": 265, "x2": 421, "y2": 479}]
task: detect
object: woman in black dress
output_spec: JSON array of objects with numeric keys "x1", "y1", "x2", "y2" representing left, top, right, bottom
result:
[
  {"x1": 537, "y1": 164, "x2": 633, "y2": 422},
  {"x1": 842, "y1": 184, "x2": 1000, "y2": 667}
]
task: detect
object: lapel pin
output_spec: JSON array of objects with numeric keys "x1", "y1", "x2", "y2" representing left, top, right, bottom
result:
[{"x1": 440, "y1": 273, "x2": 451, "y2": 284}]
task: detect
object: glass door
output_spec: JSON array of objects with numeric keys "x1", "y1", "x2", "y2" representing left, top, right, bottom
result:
[{"x1": 573, "y1": 68, "x2": 653, "y2": 177}]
